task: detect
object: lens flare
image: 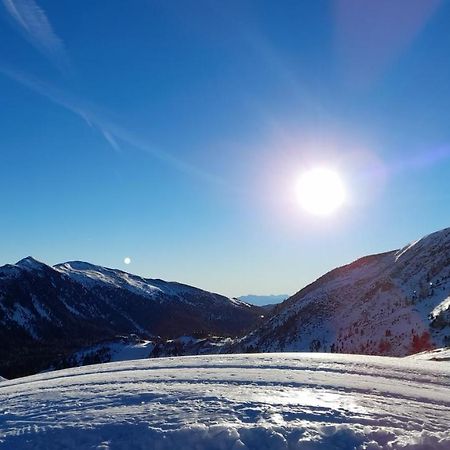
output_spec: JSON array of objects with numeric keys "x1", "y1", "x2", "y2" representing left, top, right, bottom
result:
[{"x1": 296, "y1": 168, "x2": 346, "y2": 216}]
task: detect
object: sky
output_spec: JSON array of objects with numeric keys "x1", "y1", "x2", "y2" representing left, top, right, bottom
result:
[{"x1": 1, "y1": 0, "x2": 450, "y2": 298}]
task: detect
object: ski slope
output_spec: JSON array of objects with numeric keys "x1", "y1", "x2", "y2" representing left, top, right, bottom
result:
[{"x1": 0, "y1": 354, "x2": 449, "y2": 449}]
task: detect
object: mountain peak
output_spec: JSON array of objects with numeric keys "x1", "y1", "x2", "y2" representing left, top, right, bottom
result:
[
  {"x1": 15, "y1": 256, "x2": 47, "y2": 270},
  {"x1": 395, "y1": 226, "x2": 450, "y2": 262}
]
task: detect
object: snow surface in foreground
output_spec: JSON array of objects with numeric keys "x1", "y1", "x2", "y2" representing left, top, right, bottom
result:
[
  {"x1": 406, "y1": 347, "x2": 450, "y2": 362},
  {"x1": 0, "y1": 354, "x2": 449, "y2": 449}
]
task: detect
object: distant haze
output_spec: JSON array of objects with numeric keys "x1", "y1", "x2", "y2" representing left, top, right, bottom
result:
[{"x1": 239, "y1": 294, "x2": 289, "y2": 307}]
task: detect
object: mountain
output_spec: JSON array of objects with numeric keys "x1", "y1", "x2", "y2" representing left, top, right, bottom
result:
[
  {"x1": 0, "y1": 258, "x2": 263, "y2": 378},
  {"x1": 237, "y1": 227, "x2": 450, "y2": 356},
  {"x1": 3, "y1": 226, "x2": 450, "y2": 378},
  {"x1": 238, "y1": 294, "x2": 289, "y2": 306}
]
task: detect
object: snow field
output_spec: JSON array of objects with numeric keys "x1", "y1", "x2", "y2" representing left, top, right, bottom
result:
[{"x1": 0, "y1": 353, "x2": 449, "y2": 449}]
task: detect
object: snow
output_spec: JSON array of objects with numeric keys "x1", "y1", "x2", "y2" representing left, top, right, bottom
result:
[
  {"x1": 31, "y1": 295, "x2": 51, "y2": 321},
  {"x1": 108, "y1": 341, "x2": 154, "y2": 362},
  {"x1": 10, "y1": 305, "x2": 39, "y2": 339},
  {"x1": 395, "y1": 239, "x2": 421, "y2": 261},
  {"x1": 173, "y1": 335, "x2": 200, "y2": 345},
  {"x1": 15, "y1": 256, "x2": 46, "y2": 271},
  {"x1": 0, "y1": 264, "x2": 22, "y2": 279},
  {"x1": 431, "y1": 295, "x2": 450, "y2": 318},
  {"x1": 240, "y1": 228, "x2": 450, "y2": 356},
  {"x1": 406, "y1": 347, "x2": 450, "y2": 362},
  {"x1": 53, "y1": 261, "x2": 247, "y2": 308},
  {"x1": 0, "y1": 353, "x2": 449, "y2": 449},
  {"x1": 59, "y1": 297, "x2": 82, "y2": 317},
  {"x1": 71, "y1": 339, "x2": 155, "y2": 366},
  {"x1": 54, "y1": 261, "x2": 163, "y2": 298}
]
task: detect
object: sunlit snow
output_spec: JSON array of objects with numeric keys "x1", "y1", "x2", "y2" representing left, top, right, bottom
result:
[{"x1": 0, "y1": 353, "x2": 449, "y2": 449}]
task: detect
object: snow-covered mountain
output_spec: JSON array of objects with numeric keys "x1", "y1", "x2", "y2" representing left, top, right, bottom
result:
[
  {"x1": 0, "y1": 353, "x2": 448, "y2": 449},
  {"x1": 0, "y1": 258, "x2": 263, "y2": 378},
  {"x1": 3, "y1": 226, "x2": 450, "y2": 377},
  {"x1": 237, "y1": 227, "x2": 450, "y2": 356}
]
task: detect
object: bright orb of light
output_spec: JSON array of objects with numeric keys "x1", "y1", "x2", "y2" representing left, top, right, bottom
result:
[
  {"x1": 296, "y1": 168, "x2": 346, "y2": 216},
  {"x1": 123, "y1": 257, "x2": 131, "y2": 265}
]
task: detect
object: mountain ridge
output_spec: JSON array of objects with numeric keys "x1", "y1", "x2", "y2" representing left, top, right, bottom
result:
[
  {"x1": 147, "y1": 227, "x2": 450, "y2": 359},
  {"x1": 2, "y1": 226, "x2": 450, "y2": 377},
  {"x1": 236, "y1": 227, "x2": 450, "y2": 356},
  {"x1": 0, "y1": 258, "x2": 262, "y2": 378}
]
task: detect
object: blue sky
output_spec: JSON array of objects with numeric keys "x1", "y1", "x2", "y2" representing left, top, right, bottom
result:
[{"x1": 1, "y1": 0, "x2": 450, "y2": 297}]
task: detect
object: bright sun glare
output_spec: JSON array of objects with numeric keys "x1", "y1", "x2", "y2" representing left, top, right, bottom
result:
[{"x1": 296, "y1": 168, "x2": 346, "y2": 216}]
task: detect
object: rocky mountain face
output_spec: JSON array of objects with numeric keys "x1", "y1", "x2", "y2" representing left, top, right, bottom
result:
[
  {"x1": 236, "y1": 228, "x2": 450, "y2": 356},
  {"x1": 0, "y1": 258, "x2": 262, "y2": 378}
]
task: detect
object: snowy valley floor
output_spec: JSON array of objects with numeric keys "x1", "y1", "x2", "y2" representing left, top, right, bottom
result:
[{"x1": 0, "y1": 353, "x2": 449, "y2": 449}]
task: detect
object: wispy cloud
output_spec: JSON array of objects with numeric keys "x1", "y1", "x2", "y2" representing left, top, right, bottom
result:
[
  {"x1": 101, "y1": 129, "x2": 121, "y2": 154},
  {"x1": 0, "y1": 65, "x2": 225, "y2": 186},
  {"x1": 2, "y1": 0, "x2": 68, "y2": 71}
]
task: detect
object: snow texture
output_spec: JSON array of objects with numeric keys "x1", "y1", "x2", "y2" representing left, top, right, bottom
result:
[
  {"x1": 406, "y1": 347, "x2": 450, "y2": 362},
  {"x1": 0, "y1": 353, "x2": 449, "y2": 449}
]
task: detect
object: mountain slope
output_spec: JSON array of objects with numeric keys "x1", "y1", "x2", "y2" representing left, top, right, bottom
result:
[
  {"x1": 0, "y1": 353, "x2": 448, "y2": 449},
  {"x1": 237, "y1": 228, "x2": 450, "y2": 356},
  {"x1": 0, "y1": 258, "x2": 262, "y2": 378}
]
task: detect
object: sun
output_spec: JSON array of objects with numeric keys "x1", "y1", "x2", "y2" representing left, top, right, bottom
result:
[{"x1": 296, "y1": 168, "x2": 346, "y2": 216}]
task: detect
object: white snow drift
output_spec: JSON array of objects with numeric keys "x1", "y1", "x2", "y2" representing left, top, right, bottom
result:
[{"x1": 0, "y1": 353, "x2": 449, "y2": 449}]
